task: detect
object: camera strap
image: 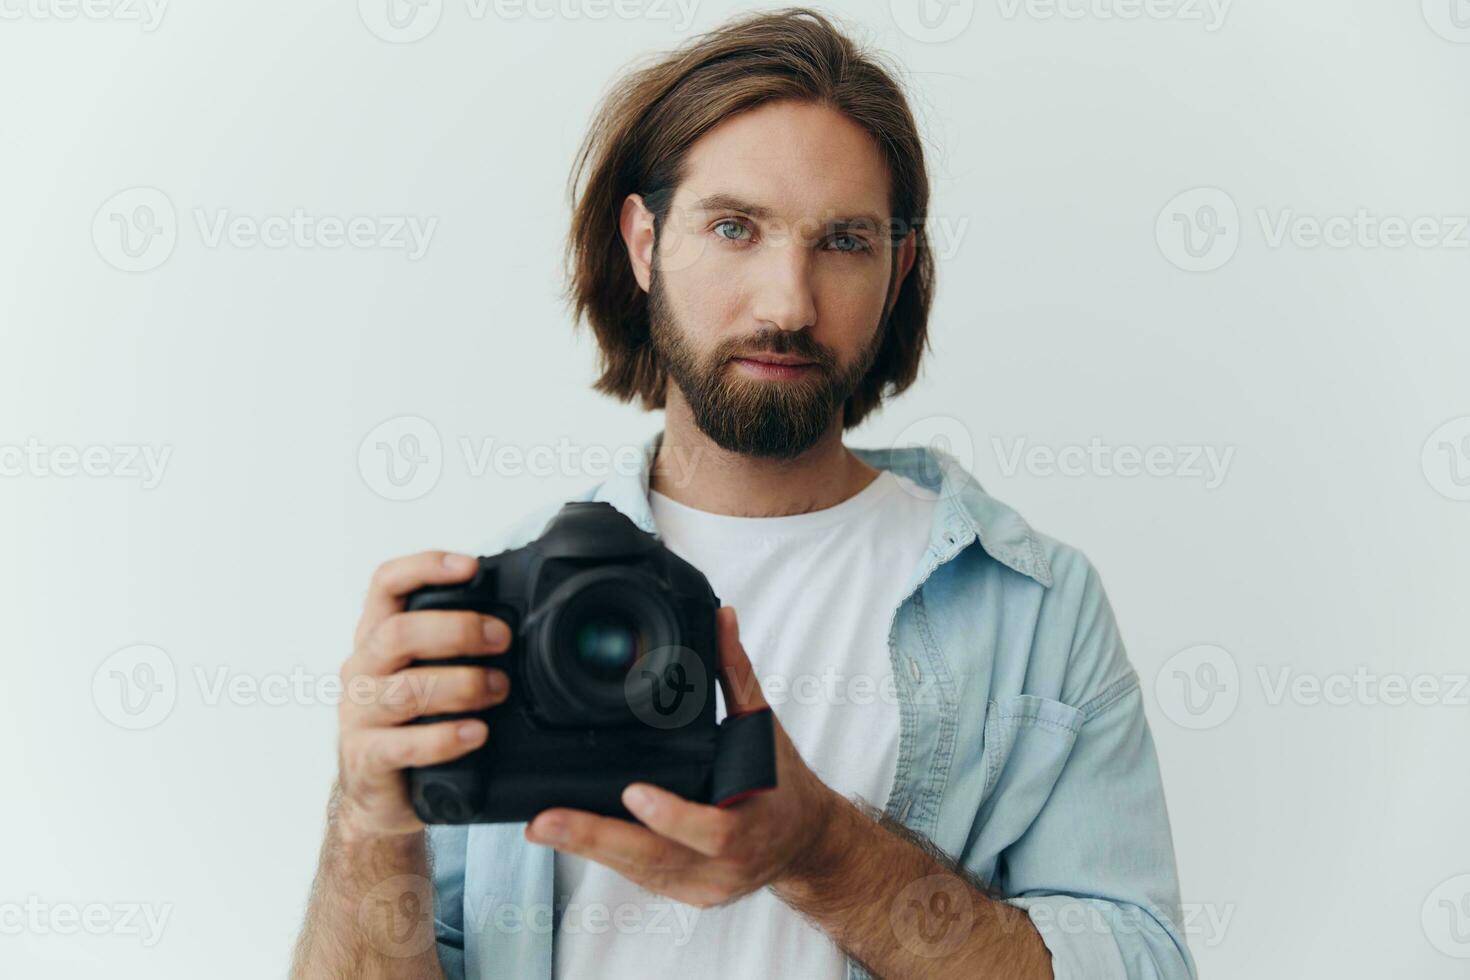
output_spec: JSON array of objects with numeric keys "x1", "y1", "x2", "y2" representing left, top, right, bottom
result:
[{"x1": 709, "y1": 706, "x2": 778, "y2": 807}]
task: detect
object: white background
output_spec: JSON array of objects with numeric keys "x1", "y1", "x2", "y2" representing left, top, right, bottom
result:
[{"x1": 2, "y1": 1, "x2": 1467, "y2": 976}]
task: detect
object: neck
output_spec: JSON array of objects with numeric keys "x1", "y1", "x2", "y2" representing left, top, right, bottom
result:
[{"x1": 649, "y1": 387, "x2": 881, "y2": 518}]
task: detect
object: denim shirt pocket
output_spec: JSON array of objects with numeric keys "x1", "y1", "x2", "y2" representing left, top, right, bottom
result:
[{"x1": 970, "y1": 694, "x2": 1085, "y2": 862}]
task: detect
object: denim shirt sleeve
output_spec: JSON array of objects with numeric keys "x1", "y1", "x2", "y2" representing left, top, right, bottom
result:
[
  {"x1": 427, "y1": 824, "x2": 468, "y2": 980},
  {"x1": 995, "y1": 557, "x2": 1197, "y2": 980}
]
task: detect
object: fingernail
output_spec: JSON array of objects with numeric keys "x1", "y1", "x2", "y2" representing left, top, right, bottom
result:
[
  {"x1": 535, "y1": 815, "x2": 566, "y2": 843},
  {"x1": 443, "y1": 553, "x2": 476, "y2": 573},
  {"x1": 483, "y1": 618, "x2": 510, "y2": 647},
  {"x1": 485, "y1": 670, "x2": 507, "y2": 696},
  {"x1": 623, "y1": 785, "x2": 653, "y2": 814},
  {"x1": 456, "y1": 721, "x2": 486, "y2": 742}
]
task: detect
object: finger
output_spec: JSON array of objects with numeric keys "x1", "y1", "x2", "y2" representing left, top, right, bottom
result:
[
  {"x1": 714, "y1": 607, "x2": 768, "y2": 714},
  {"x1": 525, "y1": 808, "x2": 698, "y2": 870},
  {"x1": 622, "y1": 783, "x2": 741, "y2": 859},
  {"x1": 351, "y1": 609, "x2": 511, "y2": 678},
  {"x1": 355, "y1": 551, "x2": 481, "y2": 646},
  {"x1": 346, "y1": 718, "x2": 488, "y2": 775},
  {"x1": 341, "y1": 665, "x2": 509, "y2": 729}
]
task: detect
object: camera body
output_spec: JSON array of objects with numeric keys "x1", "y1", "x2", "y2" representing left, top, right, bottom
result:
[{"x1": 404, "y1": 501, "x2": 772, "y2": 825}]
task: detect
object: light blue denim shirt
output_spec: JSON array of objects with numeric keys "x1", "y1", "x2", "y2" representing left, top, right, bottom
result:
[{"x1": 427, "y1": 431, "x2": 1196, "y2": 980}]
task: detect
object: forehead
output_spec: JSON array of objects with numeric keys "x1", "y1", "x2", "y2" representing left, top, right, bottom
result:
[{"x1": 674, "y1": 100, "x2": 892, "y2": 219}]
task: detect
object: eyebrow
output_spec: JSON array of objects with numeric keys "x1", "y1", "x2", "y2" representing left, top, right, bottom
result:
[{"x1": 692, "y1": 193, "x2": 884, "y2": 231}]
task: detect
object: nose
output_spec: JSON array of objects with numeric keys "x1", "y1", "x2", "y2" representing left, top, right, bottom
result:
[{"x1": 750, "y1": 239, "x2": 817, "y2": 333}]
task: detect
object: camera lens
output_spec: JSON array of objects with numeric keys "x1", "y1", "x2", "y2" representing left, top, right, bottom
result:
[
  {"x1": 572, "y1": 612, "x2": 644, "y2": 682},
  {"x1": 531, "y1": 567, "x2": 683, "y2": 725}
]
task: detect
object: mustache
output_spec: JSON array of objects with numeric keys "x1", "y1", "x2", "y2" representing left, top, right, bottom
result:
[{"x1": 715, "y1": 331, "x2": 836, "y2": 370}]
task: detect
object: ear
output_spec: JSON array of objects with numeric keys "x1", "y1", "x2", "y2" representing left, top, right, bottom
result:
[
  {"x1": 619, "y1": 192, "x2": 656, "y2": 293},
  {"x1": 887, "y1": 228, "x2": 917, "y2": 312}
]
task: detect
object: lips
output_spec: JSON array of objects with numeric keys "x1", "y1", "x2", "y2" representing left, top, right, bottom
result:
[
  {"x1": 730, "y1": 355, "x2": 817, "y2": 381},
  {"x1": 733, "y1": 354, "x2": 815, "y2": 367}
]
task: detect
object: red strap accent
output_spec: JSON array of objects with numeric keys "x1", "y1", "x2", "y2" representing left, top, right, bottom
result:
[{"x1": 715, "y1": 786, "x2": 775, "y2": 809}]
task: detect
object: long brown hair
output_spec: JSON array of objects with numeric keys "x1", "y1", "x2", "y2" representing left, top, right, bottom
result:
[{"x1": 564, "y1": 7, "x2": 935, "y2": 429}]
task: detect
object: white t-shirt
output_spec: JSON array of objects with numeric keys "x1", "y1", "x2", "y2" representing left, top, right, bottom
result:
[{"x1": 552, "y1": 468, "x2": 939, "y2": 979}]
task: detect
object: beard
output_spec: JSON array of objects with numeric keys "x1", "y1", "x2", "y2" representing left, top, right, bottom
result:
[{"x1": 647, "y1": 263, "x2": 885, "y2": 460}]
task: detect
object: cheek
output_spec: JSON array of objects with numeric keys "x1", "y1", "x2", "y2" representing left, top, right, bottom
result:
[
  {"x1": 669, "y1": 257, "x2": 744, "y2": 323},
  {"x1": 813, "y1": 269, "x2": 890, "y2": 338}
]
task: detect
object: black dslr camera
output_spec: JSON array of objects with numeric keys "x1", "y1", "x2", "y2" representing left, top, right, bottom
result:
[{"x1": 404, "y1": 501, "x2": 776, "y2": 824}]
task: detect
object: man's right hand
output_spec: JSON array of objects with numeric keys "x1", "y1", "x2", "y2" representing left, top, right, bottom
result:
[{"x1": 335, "y1": 550, "x2": 513, "y2": 840}]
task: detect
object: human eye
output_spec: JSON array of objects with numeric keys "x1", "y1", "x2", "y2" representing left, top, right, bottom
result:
[
  {"x1": 712, "y1": 218, "x2": 753, "y2": 244},
  {"x1": 826, "y1": 232, "x2": 873, "y2": 255}
]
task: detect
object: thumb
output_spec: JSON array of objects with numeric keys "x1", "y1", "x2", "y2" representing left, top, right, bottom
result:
[{"x1": 714, "y1": 606, "x2": 768, "y2": 715}]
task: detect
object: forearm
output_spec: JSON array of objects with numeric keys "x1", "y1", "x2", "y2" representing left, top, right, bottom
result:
[
  {"x1": 773, "y1": 794, "x2": 1053, "y2": 980},
  {"x1": 291, "y1": 784, "x2": 446, "y2": 980}
]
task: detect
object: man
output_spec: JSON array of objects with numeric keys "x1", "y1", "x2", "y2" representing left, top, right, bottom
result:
[{"x1": 292, "y1": 9, "x2": 1195, "y2": 979}]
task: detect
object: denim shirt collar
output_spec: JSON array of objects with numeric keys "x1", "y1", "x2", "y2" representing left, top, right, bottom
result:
[{"x1": 592, "y1": 429, "x2": 1053, "y2": 589}]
